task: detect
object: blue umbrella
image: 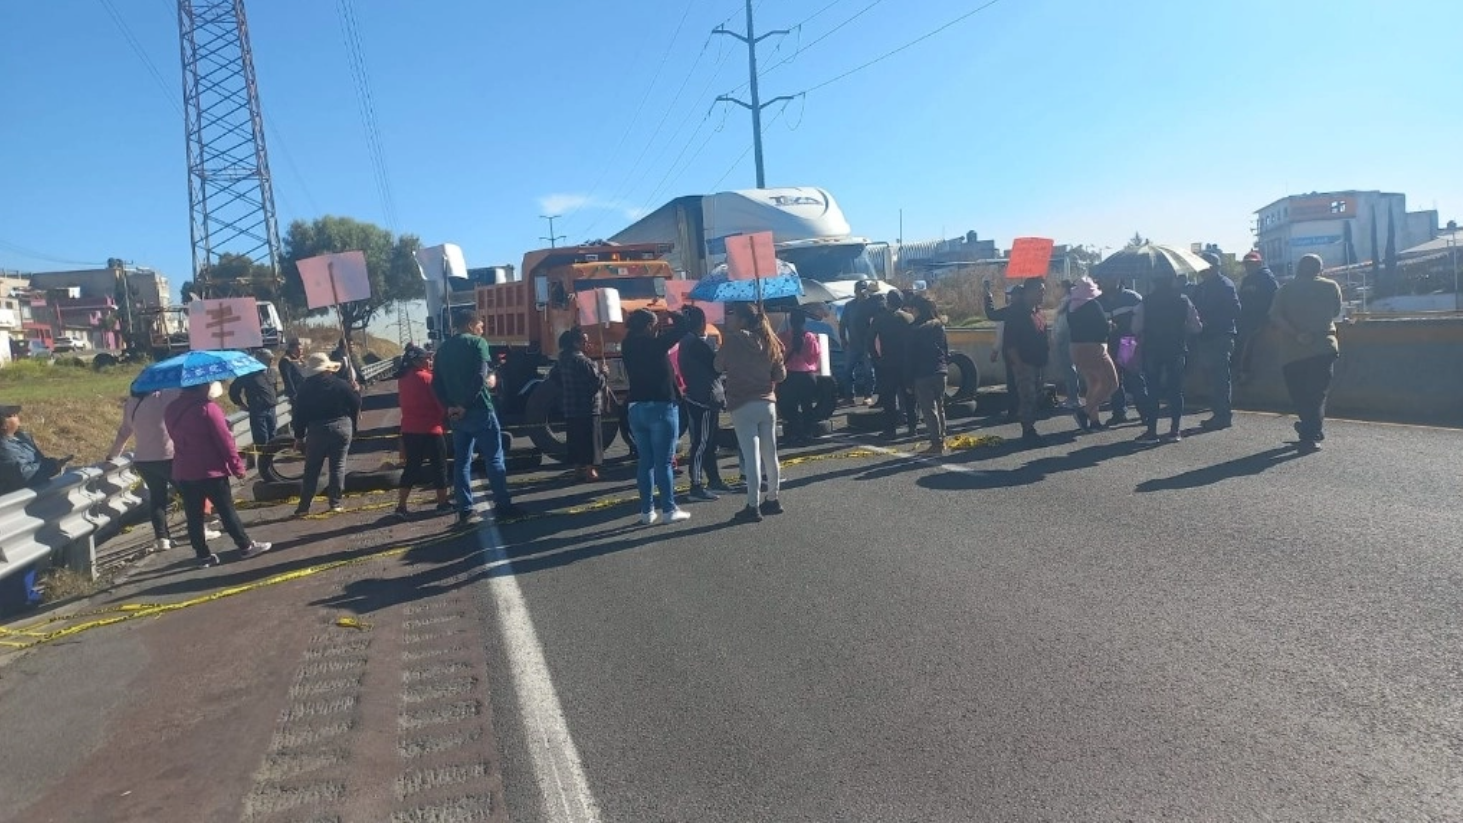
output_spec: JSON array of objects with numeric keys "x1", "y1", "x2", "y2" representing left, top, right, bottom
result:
[
  {"x1": 689, "y1": 261, "x2": 804, "y2": 303},
  {"x1": 131, "y1": 349, "x2": 265, "y2": 393}
]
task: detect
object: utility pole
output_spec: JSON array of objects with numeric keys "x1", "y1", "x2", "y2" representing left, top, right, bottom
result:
[
  {"x1": 540, "y1": 215, "x2": 566, "y2": 248},
  {"x1": 714, "y1": 0, "x2": 793, "y2": 188}
]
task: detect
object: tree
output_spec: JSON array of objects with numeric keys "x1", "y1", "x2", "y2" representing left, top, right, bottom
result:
[
  {"x1": 1125, "y1": 232, "x2": 1150, "y2": 250},
  {"x1": 280, "y1": 216, "x2": 424, "y2": 333},
  {"x1": 180, "y1": 253, "x2": 280, "y2": 305}
]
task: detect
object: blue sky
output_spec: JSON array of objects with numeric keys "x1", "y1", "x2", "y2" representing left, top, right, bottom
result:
[{"x1": 2, "y1": 0, "x2": 1460, "y2": 317}]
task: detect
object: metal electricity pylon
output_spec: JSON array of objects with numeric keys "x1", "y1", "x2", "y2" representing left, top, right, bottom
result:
[{"x1": 177, "y1": 0, "x2": 282, "y2": 299}]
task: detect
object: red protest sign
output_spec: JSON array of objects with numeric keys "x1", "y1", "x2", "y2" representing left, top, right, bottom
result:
[{"x1": 1006, "y1": 237, "x2": 1055, "y2": 279}]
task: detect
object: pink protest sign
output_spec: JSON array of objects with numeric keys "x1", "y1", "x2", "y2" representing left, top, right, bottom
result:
[
  {"x1": 724, "y1": 231, "x2": 777, "y2": 281},
  {"x1": 297, "y1": 250, "x2": 373, "y2": 309},
  {"x1": 188, "y1": 297, "x2": 263, "y2": 351},
  {"x1": 664, "y1": 280, "x2": 724, "y2": 324},
  {"x1": 1006, "y1": 237, "x2": 1055, "y2": 279}
]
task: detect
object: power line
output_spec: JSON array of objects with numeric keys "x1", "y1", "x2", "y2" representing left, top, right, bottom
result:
[
  {"x1": 337, "y1": 0, "x2": 398, "y2": 230},
  {"x1": 801, "y1": 0, "x2": 1006, "y2": 95},
  {"x1": 0, "y1": 239, "x2": 105, "y2": 268},
  {"x1": 562, "y1": 0, "x2": 701, "y2": 223},
  {"x1": 709, "y1": 98, "x2": 790, "y2": 190},
  {"x1": 759, "y1": 0, "x2": 887, "y2": 76},
  {"x1": 97, "y1": 0, "x2": 182, "y2": 117}
]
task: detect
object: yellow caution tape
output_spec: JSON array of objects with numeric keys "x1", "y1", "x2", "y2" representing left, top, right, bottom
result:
[{"x1": 334, "y1": 616, "x2": 370, "y2": 631}]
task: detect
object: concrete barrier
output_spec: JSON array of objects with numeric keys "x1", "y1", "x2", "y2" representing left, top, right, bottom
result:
[
  {"x1": 952, "y1": 318, "x2": 1463, "y2": 426},
  {"x1": 1230, "y1": 317, "x2": 1463, "y2": 426}
]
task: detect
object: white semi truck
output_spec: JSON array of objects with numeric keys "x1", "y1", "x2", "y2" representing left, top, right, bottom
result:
[{"x1": 610, "y1": 186, "x2": 881, "y2": 300}]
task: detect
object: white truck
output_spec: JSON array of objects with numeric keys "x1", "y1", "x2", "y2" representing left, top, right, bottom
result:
[{"x1": 611, "y1": 186, "x2": 881, "y2": 300}]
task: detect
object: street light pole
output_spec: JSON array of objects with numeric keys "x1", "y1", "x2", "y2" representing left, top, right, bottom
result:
[{"x1": 540, "y1": 215, "x2": 566, "y2": 248}]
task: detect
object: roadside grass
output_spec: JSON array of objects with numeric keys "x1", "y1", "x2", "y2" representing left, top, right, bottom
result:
[
  {"x1": 36, "y1": 566, "x2": 110, "y2": 604},
  {"x1": 0, "y1": 360, "x2": 142, "y2": 464}
]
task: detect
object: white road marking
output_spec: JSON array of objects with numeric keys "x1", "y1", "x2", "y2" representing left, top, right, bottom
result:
[{"x1": 472, "y1": 511, "x2": 602, "y2": 823}]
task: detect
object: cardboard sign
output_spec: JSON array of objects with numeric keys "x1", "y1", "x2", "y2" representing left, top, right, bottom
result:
[
  {"x1": 663, "y1": 280, "x2": 724, "y2": 324},
  {"x1": 297, "y1": 250, "x2": 373, "y2": 310},
  {"x1": 188, "y1": 297, "x2": 263, "y2": 351},
  {"x1": 577, "y1": 288, "x2": 623, "y2": 327},
  {"x1": 1006, "y1": 237, "x2": 1055, "y2": 279},
  {"x1": 723, "y1": 231, "x2": 778, "y2": 281}
]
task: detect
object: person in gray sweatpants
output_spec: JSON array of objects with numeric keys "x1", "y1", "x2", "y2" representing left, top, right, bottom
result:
[{"x1": 291, "y1": 352, "x2": 361, "y2": 516}]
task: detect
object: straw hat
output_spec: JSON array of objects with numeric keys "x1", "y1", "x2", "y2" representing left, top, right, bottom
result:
[{"x1": 301, "y1": 352, "x2": 342, "y2": 377}]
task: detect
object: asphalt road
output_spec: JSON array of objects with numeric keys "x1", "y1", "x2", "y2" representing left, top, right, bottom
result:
[{"x1": 483, "y1": 410, "x2": 1463, "y2": 822}]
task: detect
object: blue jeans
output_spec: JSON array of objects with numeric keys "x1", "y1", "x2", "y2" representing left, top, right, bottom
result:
[
  {"x1": 629, "y1": 401, "x2": 679, "y2": 515},
  {"x1": 1139, "y1": 354, "x2": 1187, "y2": 432},
  {"x1": 450, "y1": 406, "x2": 513, "y2": 513},
  {"x1": 249, "y1": 407, "x2": 277, "y2": 451},
  {"x1": 1194, "y1": 335, "x2": 1235, "y2": 422}
]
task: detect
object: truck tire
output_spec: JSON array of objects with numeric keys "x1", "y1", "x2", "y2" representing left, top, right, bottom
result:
[
  {"x1": 524, "y1": 379, "x2": 620, "y2": 464},
  {"x1": 812, "y1": 375, "x2": 839, "y2": 421},
  {"x1": 947, "y1": 353, "x2": 979, "y2": 402},
  {"x1": 845, "y1": 409, "x2": 885, "y2": 432}
]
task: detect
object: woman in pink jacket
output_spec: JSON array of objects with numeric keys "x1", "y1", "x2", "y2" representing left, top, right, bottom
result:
[{"x1": 163, "y1": 382, "x2": 271, "y2": 567}]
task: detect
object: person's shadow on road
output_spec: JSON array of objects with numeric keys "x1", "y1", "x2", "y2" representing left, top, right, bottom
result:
[{"x1": 1134, "y1": 446, "x2": 1301, "y2": 493}]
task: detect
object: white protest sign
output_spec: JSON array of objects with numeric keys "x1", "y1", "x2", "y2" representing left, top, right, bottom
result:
[
  {"x1": 189, "y1": 297, "x2": 263, "y2": 351},
  {"x1": 297, "y1": 250, "x2": 372, "y2": 310},
  {"x1": 577, "y1": 288, "x2": 623, "y2": 326}
]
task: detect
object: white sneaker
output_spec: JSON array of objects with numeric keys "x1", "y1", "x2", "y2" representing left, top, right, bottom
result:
[
  {"x1": 241, "y1": 541, "x2": 272, "y2": 559},
  {"x1": 204, "y1": 528, "x2": 223, "y2": 541},
  {"x1": 662, "y1": 509, "x2": 691, "y2": 525},
  {"x1": 639, "y1": 511, "x2": 659, "y2": 526},
  {"x1": 153, "y1": 538, "x2": 172, "y2": 553}
]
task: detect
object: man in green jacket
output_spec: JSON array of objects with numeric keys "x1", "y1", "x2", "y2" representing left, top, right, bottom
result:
[
  {"x1": 1269, "y1": 253, "x2": 1343, "y2": 454},
  {"x1": 431, "y1": 310, "x2": 525, "y2": 526}
]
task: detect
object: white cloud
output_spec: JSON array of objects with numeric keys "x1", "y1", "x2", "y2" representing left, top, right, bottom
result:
[{"x1": 537, "y1": 193, "x2": 645, "y2": 220}]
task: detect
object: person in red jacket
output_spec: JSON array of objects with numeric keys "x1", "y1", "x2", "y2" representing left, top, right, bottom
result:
[
  {"x1": 392, "y1": 344, "x2": 452, "y2": 520},
  {"x1": 163, "y1": 381, "x2": 271, "y2": 567}
]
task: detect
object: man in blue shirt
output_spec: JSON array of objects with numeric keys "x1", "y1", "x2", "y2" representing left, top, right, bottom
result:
[
  {"x1": 0, "y1": 405, "x2": 70, "y2": 495},
  {"x1": 1190, "y1": 252, "x2": 1242, "y2": 430}
]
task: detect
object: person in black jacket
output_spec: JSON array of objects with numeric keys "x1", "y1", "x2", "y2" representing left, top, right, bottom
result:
[
  {"x1": 622, "y1": 309, "x2": 689, "y2": 525},
  {"x1": 1064, "y1": 277, "x2": 1118, "y2": 431},
  {"x1": 1190, "y1": 252, "x2": 1241, "y2": 430},
  {"x1": 905, "y1": 295, "x2": 950, "y2": 454},
  {"x1": 556, "y1": 328, "x2": 607, "y2": 482},
  {"x1": 291, "y1": 352, "x2": 362, "y2": 516},
  {"x1": 868, "y1": 290, "x2": 916, "y2": 439},
  {"x1": 984, "y1": 278, "x2": 1050, "y2": 444},
  {"x1": 228, "y1": 349, "x2": 279, "y2": 461},
  {"x1": 279, "y1": 339, "x2": 305, "y2": 403},
  {"x1": 1132, "y1": 271, "x2": 1203, "y2": 442},
  {"x1": 678, "y1": 306, "x2": 730, "y2": 500},
  {"x1": 1235, "y1": 250, "x2": 1279, "y2": 384}
]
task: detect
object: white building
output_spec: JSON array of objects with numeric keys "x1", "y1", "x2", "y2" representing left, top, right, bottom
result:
[{"x1": 1254, "y1": 190, "x2": 1439, "y2": 275}]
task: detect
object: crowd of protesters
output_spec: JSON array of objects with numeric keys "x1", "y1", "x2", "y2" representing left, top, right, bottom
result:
[{"x1": 982, "y1": 250, "x2": 1342, "y2": 452}]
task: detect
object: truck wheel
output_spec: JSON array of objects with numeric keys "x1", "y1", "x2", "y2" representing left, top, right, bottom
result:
[
  {"x1": 947, "y1": 353, "x2": 980, "y2": 402},
  {"x1": 524, "y1": 380, "x2": 620, "y2": 464},
  {"x1": 812, "y1": 375, "x2": 839, "y2": 421},
  {"x1": 845, "y1": 409, "x2": 885, "y2": 432}
]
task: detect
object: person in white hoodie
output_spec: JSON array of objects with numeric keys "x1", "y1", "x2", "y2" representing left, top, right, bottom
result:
[{"x1": 108, "y1": 387, "x2": 220, "y2": 552}]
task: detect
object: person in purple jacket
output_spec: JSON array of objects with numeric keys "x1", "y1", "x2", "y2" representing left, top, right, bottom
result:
[{"x1": 163, "y1": 381, "x2": 271, "y2": 568}]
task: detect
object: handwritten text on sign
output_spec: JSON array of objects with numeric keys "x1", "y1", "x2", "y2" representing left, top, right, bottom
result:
[
  {"x1": 1006, "y1": 237, "x2": 1056, "y2": 279},
  {"x1": 188, "y1": 297, "x2": 262, "y2": 351}
]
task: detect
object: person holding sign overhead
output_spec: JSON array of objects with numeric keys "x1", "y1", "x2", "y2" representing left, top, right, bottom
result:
[{"x1": 622, "y1": 309, "x2": 691, "y2": 526}]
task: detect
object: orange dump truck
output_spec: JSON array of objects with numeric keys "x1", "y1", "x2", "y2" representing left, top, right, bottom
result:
[{"x1": 475, "y1": 242, "x2": 695, "y2": 462}]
